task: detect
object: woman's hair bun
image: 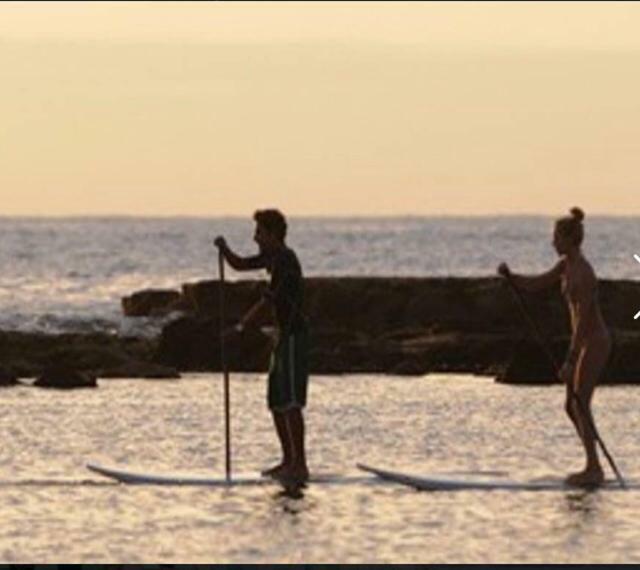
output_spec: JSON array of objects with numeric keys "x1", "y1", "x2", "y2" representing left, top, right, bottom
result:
[{"x1": 570, "y1": 207, "x2": 585, "y2": 222}]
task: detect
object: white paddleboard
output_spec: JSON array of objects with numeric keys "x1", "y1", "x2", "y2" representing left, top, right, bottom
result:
[
  {"x1": 87, "y1": 462, "x2": 357, "y2": 486},
  {"x1": 357, "y1": 463, "x2": 627, "y2": 492},
  {"x1": 87, "y1": 462, "x2": 267, "y2": 486}
]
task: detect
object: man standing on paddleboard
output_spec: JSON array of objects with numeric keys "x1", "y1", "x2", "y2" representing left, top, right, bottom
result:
[{"x1": 214, "y1": 209, "x2": 310, "y2": 483}]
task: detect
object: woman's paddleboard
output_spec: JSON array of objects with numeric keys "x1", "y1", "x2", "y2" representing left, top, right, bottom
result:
[{"x1": 357, "y1": 463, "x2": 627, "y2": 492}]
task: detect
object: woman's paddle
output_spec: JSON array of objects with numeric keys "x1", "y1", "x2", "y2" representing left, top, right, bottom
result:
[
  {"x1": 503, "y1": 273, "x2": 626, "y2": 489},
  {"x1": 218, "y1": 250, "x2": 231, "y2": 482}
]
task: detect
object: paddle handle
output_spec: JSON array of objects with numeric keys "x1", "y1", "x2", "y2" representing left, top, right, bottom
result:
[
  {"x1": 503, "y1": 274, "x2": 626, "y2": 489},
  {"x1": 219, "y1": 251, "x2": 231, "y2": 482}
]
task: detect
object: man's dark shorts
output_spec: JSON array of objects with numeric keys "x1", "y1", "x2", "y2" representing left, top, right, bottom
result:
[{"x1": 267, "y1": 326, "x2": 309, "y2": 412}]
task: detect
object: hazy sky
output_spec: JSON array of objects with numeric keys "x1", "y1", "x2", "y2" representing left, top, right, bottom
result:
[{"x1": 2, "y1": 2, "x2": 640, "y2": 215}]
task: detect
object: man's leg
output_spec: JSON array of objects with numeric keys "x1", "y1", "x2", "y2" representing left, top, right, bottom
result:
[
  {"x1": 281, "y1": 408, "x2": 308, "y2": 480},
  {"x1": 262, "y1": 412, "x2": 293, "y2": 476},
  {"x1": 287, "y1": 327, "x2": 309, "y2": 480},
  {"x1": 271, "y1": 328, "x2": 310, "y2": 481}
]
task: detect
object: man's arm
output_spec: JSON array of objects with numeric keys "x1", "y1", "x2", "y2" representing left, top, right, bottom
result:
[
  {"x1": 236, "y1": 298, "x2": 268, "y2": 330},
  {"x1": 214, "y1": 237, "x2": 266, "y2": 271}
]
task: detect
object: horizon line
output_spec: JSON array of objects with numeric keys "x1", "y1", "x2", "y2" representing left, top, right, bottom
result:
[{"x1": 1, "y1": 213, "x2": 639, "y2": 221}]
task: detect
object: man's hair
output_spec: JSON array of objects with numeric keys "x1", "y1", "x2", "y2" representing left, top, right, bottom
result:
[{"x1": 253, "y1": 209, "x2": 287, "y2": 241}]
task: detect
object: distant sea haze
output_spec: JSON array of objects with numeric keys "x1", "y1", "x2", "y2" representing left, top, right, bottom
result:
[{"x1": 0, "y1": 216, "x2": 636, "y2": 334}]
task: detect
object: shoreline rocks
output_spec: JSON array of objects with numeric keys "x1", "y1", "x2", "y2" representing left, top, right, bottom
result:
[
  {"x1": 126, "y1": 276, "x2": 640, "y2": 332},
  {"x1": 0, "y1": 366, "x2": 19, "y2": 387},
  {"x1": 3, "y1": 276, "x2": 639, "y2": 386},
  {"x1": 122, "y1": 289, "x2": 185, "y2": 317},
  {"x1": 35, "y1": 366, "x2": 98, "y2": 389},
  {"x1": 0, "y1": 330, "x2": 180, "y2": 386},
  {"x1": 141, "y1": 276, "x2": 640, "y2": 384}
]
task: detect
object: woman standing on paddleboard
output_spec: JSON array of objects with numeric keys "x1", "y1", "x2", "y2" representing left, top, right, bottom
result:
[{"x1": 498, "y1": 207, "x2": 611, "y2": 486}]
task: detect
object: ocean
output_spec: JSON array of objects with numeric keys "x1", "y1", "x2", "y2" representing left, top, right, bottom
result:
[
  {"x1": 0, "y1": 216, "x2": 637, "y2": 335},
  {"x1": 0, "y1": 374, "x2": 638, "y2": 563},
  {"x1": 1, "y1": 219, "x2": 639, "y2": 562}
]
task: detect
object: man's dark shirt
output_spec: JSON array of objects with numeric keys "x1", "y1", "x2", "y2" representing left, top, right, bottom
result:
[{"x1": 244, "y1": 246, "x2": 305, "y2": 333}]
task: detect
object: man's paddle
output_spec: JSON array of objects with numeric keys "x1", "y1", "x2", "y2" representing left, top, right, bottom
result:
[
  {"x1": 219, "y1": 250, "x2": 231, "y2": 482},
  {"x1": 503, "y1": 273, "x2": 626, "y2": 488}
]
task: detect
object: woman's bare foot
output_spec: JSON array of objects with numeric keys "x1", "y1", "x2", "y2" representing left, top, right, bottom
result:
[{"x1": 565, "y1": 466, "x2": 604, "y2": 487}]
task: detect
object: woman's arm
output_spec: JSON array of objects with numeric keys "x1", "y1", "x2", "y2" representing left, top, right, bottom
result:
[{"x1": 499, "y1": 259, "x2": 565, "y2": 292}]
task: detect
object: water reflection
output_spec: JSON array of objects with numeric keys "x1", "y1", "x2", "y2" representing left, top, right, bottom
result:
[
  {"x1": 560, "y1": 490, "x2": 604, "y2": 554},
  {"x1": 0, "y1": 375, "x2": 637, "y2": 563},
  {"x1": 565, "y1": 490, "x2": 601, "y2": 516},
  {"x1": 273, "y1": 481, "x2": 307, "y2": 512},
  {"x1": 277, "y1": 484, "x2": 305, "y2": 499}
]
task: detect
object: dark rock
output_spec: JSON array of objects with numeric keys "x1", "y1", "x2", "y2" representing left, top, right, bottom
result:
[
  {"x1": 604, "y1": 332, "x2": 640, "y2": 384},
  {"x1": 98, "y1": 360, "x2": 180, "y2": 379},
  {"x1": 0, "y1": 330, "x2": 177, "y2": 380},
  {"x1": 0, "y1": 366, "x2": 18, "y2": 387},
  {"x1": 497, "y1": 332, "x2": 640, "y2": 385},
  {"x1": 496, "y1": 338, "x2": 569, "y2": 384},
  {"x1": 122, "y1": 289, "x2": 182, "y2": 317},
  {"x1": 155, "y1": 316, "x2": 218, "y2": 370},
  {"x1": 156, "y1": 315, "x2": 272, "y2": 372},
  {"x1": 120, "y1": 276, "x2": 640, "y2": 382},
  {"x1": 126, "y1": 277, "x2": 640, "y2": 336},
  {"x1": 35, "y1": 366, "x2": 97, "y2": 389},
  {"x1": 45, "y1": 342, "x2": 132, "y2": 370},
  {"x1": 391, "y1": 359, "x2": 430, "y2": 375},
  {"x1": 119, "y1": 336, "x2": 160, "y2": 362},
  {"x1": 181, "y1": 280, "x2": 263, "y2": 321}
]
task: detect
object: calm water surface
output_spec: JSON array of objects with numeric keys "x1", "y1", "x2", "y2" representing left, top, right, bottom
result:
[{"x1": 0, "y1": 374, "x2": 638, "y2": 563}]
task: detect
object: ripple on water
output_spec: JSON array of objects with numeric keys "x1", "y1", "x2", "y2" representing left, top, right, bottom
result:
[{"x1": 0, "y1": 374, "x2": 639, "y2": 562}]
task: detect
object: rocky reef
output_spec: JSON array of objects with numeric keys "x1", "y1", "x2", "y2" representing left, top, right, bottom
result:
[
  {"x1": 3, "y1": 276, "x2": 638, "y2": 387},
  {"x1": 122, "y1": 277, "x2": 640, "y2": 384},
  {"x1": 0, "y1": 330, "x2": 179, "y2": 387}
]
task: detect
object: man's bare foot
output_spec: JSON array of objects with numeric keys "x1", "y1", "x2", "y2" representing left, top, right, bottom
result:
[
  {"x1": 276, "y1": 465, "x2": 309, "y2": 483},
  {"x1": 261, "y1": 463, "x2": 287, "y2": 478},
  {"x1": 565, "y1": 466, "x2": 604, "y2": 487}
]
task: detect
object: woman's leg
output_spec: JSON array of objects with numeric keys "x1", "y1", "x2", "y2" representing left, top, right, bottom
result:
[
  {"x1": 565, "y1": 380, "x2": 582, "y2": 445},
  {"x1": 566, "y1": 337, "x2": 610, "y2": 485}
]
